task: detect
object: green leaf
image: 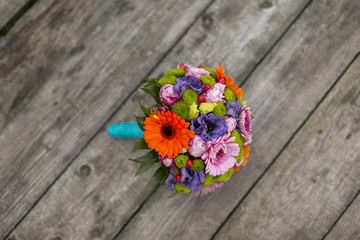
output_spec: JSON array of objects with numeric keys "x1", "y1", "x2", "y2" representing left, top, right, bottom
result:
[
  {"x1": 131, "y1": 150, "x2": 156, "y2": 162},
  {"x1": 139, "y1": 102, "x2": 151, "y2": 116},
  {"x1": 142, "y1": 78, "x2": 159, "y2": 87},
  {"x1": 251, "y1": 115, "x2": 255, "y2": 119},
  {"x1": 135, "y1": 157, "x2": 156, "y2": 176},
  {"x1": 146, "y1": 165, "x2": 169, "y2": 188},
  {"x1": 141, "y1": 87, "x2": 161, "y2": 105},
  {"x1": 128, "y1": 158, "x2": 141, "y2": 163},
  {"x1": 133, "y1": 138, "x2": 149, "y2": 152},
  {"x1": 135, "y1": 115, "x2": 145, "y2": 131}
]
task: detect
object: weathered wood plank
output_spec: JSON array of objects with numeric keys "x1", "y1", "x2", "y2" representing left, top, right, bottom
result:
[
  {"x1": 0, "y1": 0, "x2": 28, "y2": 27},
  {"x1": 324, "y1": 193, "x2": 360, "y2": 240},
  {"x1": 116, "y1": 0, "x2": 360, "y2": 239},
  {"x1": 214, "y1": 54, "x2": 360, "y2": 240},
  {"x1": 0, "y1": 0, "x2": 213, "y2": 236},
  {"x1": 4, "y1": 0, "x2": 314, "y2": 239}
]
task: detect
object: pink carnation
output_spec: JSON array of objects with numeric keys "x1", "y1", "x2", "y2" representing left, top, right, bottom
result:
[
  {"x1": 159, "y1": 84, "x2": 180, "y2": 106},
  {"x1": 224, "y1": 116, "x2": 237, "y2": 134},
  {"x1": 177, "y1": 63, "x2": 210, "y2": 79},
  {"x1": 159, "y1": 155, "x2": 175, "y2": 168},
  {"x1": 239, "y1": 105, "x2": 252, "y2": 145},
  {"x1": 188, "y1": 134, "x2": 207, "y2": 158},
  {"x1": 201, "y1": 134, "x2": 240, "y2": 176},
  {"x1": 204, "y1": 83, "x2": 226, "y2": 103}
]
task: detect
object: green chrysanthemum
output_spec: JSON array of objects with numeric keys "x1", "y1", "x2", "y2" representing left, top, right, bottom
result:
[
  {"x1": 158, "y1": 75, "x2": 177, "y2": 85},
  {"x1": 204, "y1": 67, "x2": 218, "y2": 80},
  {"x1": 200, "y1": 75, "x2": 216, "y2": 86},
  {"x1": 230, "y1": 130, "x2": 244, "y2": 163},
  {"x1": 174, "y1": 183, "x2": 191, "y2": 193},
  {"x1": 213, "y1": 102, "x2": 226, "y2": 116},
  {"x1": 224, "y1": 88, "x2": 236, "y2": 103},
  {"x1": 191, "y1": 159, "x2": 205, "y2": 172},
  {"x1": 174, "y1": 155, "x2": 188, "y2": 168},
  {"x1": 182, "y1": 89, "x2": 198, "y2": 105},
  {"x1": 171, "y1": 101, "x2": 190, "y2": 120},
  {"x1": 167, "y1": 68, "x2": 186, "y2": 77},
  {"x1": 216, "y1": 167, "x2": 234, "y2": 182},
  {"x1": 202, "y1": 174, "x2": 216, "y2": 188}
]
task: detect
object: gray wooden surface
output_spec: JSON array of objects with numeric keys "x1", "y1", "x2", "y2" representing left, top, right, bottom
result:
[{"x1": 0, "y1": 0, "x2": 359, "y2": 239}]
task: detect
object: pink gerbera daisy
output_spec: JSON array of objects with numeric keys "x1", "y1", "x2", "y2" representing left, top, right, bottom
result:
[{"x1": 201, "y1": 134, "x2": 240, "y2": 176}]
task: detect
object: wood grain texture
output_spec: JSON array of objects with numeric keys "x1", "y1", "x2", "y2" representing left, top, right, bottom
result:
[
  {"x1": 6, "y1": 91, "x2": 158, "y2": 240},
  {"x1": 214, "y1": 55, "x2": 360, "y2": 240},
  {"x1": 5, "y1": 0, "x2": 313, "y2": 238},
  {"x1": 117, "y1": 0, "x2": 360, "y2": 239},
  {"x1": 0, "y1": 0, "x2": 212, "y2": 237},
  {"x1": 324, "y1": 193, "x2": 360, "y2": 240},
  {"x1": 0, "y1": 0, "x2": 28, "y2": 27}
]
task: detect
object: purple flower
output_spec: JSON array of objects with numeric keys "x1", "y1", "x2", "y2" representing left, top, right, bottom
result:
[
  {"x1": 173, "y1": 76, "x2": 205, "y2": 96},
  {"x1": 164, "y1": 167, "x2": 177, "y2": 190},
  {"x1": 159, "y1": 84, "x2": 181, "y2": 106},
  {"x1": 204, "y1": 83, "x2": 226, "y2": 103},
  {"x1": 164, "y1": 167, "x2": 205, "y2": 192},
  {"x1": 238, "y1": 105, "x2": 252, "y2": 145},
  {"x1": 190, "y1": 113, "x2": 228, "y2": 142},
  {"x1": 226, "y1": 100, "x2": 242, "y2": 122},
  {"x1": 159, "y1": 155, "x2": 174, "y2": 168},
  {"x1": 188, "y1": 134, "x2": 207, "y2": 157},
  {"x1": 180, "y1": 167, "x2": 205, "y2": 192}
]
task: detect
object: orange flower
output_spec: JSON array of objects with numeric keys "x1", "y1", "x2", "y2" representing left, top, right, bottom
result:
[
  {"x1": 143, "y1": 110, "x2": 195, "y2": 158},
  {"x1": 215, "y1": 65, "x2": 243, "y2": 98},
  {"x1": 233, "y1": 145, "x2": 250, "y2": 172}
]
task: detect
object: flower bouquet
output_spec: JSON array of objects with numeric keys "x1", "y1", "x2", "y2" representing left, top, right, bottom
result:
[{"x1": 109, "y1": 64, "x2": 252, "y2": 196}]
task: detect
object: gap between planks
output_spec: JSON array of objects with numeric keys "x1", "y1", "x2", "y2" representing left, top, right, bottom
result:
[
  {"x1": 211, "y1": 51, "x2": 360, "y2": 240},
  {"x1": 2, "y1": 0, "x2": 217, "y2": 238},
  {"x1": 321, "y1": 188, "x2": 360, "y2": 240},
  {"x1": 0, "y1": 0, "x2": 38, "y2": 36}
]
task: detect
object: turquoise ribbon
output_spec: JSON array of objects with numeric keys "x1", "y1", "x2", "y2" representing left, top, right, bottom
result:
[{"x1": 107, "y1": 122, "x2": 144, "y2": 138}]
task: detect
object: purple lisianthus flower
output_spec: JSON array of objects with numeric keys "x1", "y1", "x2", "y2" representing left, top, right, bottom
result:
[
  {"x1": 188, "y1": 134, "x2": 207, "y2": 157},
  {"x1": 159, "y1": 155, "x2": 174, "y2": 168},
  {"x1": 226, "y1": 100, "x2": 242, "y2": 122},
  {"x1": 173, "y1": 76, "x2": 205, "y2": 96},
  {"x1": 159, "y1": 84, "x2": 181, "y2": 106},
  {"x1": 204, "y1": 83, "x2": 226, "y2": 103},
  {"x1": 190, "y1": 113, "x2": 228, "y2": 142},
  {"x1": 164, "y1": 167, "x2": 177, "y2": 190},
  {"x1": 164, "y1": 167, "x2": 205, "y2": 192},
  {"x1": 180, "y1": 167, "x2": 205, "y2": 192}
]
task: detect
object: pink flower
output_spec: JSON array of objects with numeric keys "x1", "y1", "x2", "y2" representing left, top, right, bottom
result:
[
  {"x1": 159, "y1": 84, "x2": 180, "y2": 106},
  {"x1": 188, "y1": 134, "x2": 207, "y2": 157},
  {"x1": 201, "y1": 134, "x2": 240, "y2": 176},
  {"x1": 159, "y1": 155, "x2": 175, "y2": 168},
  {"x1": 238, "y1": 106, "x2": 252, "y2": 145},
  {"x1": 177, "y1": 63, "x2": 210, "y2": 79},
  {"x1": 187, "y1": 181, "x2": 225, "y2": 197},
  {"x1": 204, "y1": 83, "x2": 226, "y2": 103},
  {"x1": 200, "y1": 181, "x2": 225, "y2": 196},
  {"x1": 224, "y1": 116, "x2": 236, "y2": 134}
]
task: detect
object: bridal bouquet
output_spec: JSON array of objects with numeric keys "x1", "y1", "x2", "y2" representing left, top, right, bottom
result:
[{"x1": 131, "y1": 64, "x2": 252, "y2": 196}]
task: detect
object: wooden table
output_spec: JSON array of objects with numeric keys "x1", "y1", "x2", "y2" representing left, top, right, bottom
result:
[{"x1": 1, "y1": 0, "x2": 359, "y2": 239}]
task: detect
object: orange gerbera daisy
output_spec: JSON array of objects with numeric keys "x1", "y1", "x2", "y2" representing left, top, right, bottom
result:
[
  {"x1": 215, "y1": 65, "x2": 244, "y2": 98},
  {"x1": 143, "y1": 110, "x2": 195, "y2": 159}
]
